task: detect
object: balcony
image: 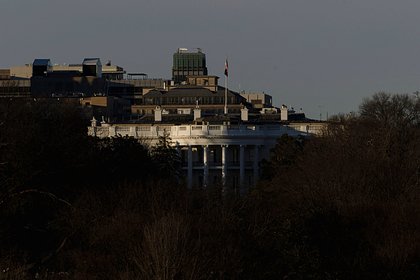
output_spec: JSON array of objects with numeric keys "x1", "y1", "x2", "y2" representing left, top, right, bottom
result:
[{"x1": 88, "y1": 123, "x2": 322, "y2": 145}]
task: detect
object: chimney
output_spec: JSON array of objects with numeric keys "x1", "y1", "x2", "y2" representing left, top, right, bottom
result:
[
  {"x1": 90, "y1": 116, "x2": 97, "y2": 127},
  {"x1": 154, "y1": 106, "x2": 162, "y2": 122},
  {"x1": 241, "y1": 107, "x2": 249, "y2": 121},
  {"x1": 193, "y1": 107, "x2": 201, "y2": 121},
  {"x1": 280, "y1": 105, "x2": 288, "y2": 121}
]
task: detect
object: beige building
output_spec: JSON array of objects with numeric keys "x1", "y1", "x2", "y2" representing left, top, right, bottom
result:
[
  {"x1": 185, "y1": 75, "x2": 219, "y2": 92},
  {"x1": 240, "y1": 92, "x2": 273, "y2": 109},
  {"x1": 10, "y1": 65, "x2": 32, "y2": 79},
  {"x1": 131, "y1": 74, "x2": 247, "y2": 116},
  {"x1": 9, "y1": 61, "x2": 125, "y2": 80},
  {"x1": 0, "y1": 79, "x2": 31, "y2": 97},
  {"x1": 80, "y1": 96, "x2": 131, "y2": 121}
]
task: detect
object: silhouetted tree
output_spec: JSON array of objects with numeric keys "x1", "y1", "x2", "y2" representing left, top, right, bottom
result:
[
  {"x1": 1, "y1": 93, "x2": 419, "y2": 279},
  {"x1": 359, "y1": 92, "x2": 420, "y2": 128},
  {"x1": 255, "y1": 92, "x2": 420, "y2": 279},
  {"x1": 260, "y1": 134, "x2": 306, "y2": 180},
  {"x1": 150, "y1": 130, "x2": 182, "y2": 182}
]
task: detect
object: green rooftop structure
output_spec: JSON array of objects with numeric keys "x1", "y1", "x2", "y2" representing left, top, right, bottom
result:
[{"x1": 172, "y1": 48, "x2": 208, "y2": 84}]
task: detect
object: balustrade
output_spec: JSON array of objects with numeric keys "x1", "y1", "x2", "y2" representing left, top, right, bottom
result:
[
  {"x1": 88, "y1": 123, "x2": 319, "y2": 140},
  {"x1": 88, "y1": 120, "x2": 324, "y2": 190}
]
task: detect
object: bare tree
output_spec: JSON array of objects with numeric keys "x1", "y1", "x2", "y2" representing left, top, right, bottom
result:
[{"x1": 359, "y1": 92, "x2": 420, "y2": 128}]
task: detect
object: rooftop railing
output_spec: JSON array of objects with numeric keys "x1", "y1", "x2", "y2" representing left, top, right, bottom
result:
[{"x1": 89, "y1": 123, "x2": 323, "y2": 139}]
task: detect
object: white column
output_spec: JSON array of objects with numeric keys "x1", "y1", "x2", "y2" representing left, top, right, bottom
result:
[
  {"x1": 109, "y1": 126, "x2": 116, "y2": 137},
  {"x1": 187, "y1": 145, "x2": 193, "y2": 189},
  {"x1": 130, "y1": 126, "x2": 136, "y2": 137},
  {"x1": 239, "y1": 145, "x2": 245, "y2": 189},
  {"x1": 253, "y1": 145, "x2": 259, "y2": 186},
  {"x1": 203, "y1": 145, "x2": 209, "y2": 187},
  {"x1": 221, "y1": 145, "x2": 227, "y2": 186}
]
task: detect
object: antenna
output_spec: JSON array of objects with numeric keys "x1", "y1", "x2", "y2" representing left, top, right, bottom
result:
[{"x1": 318, "y1": 105, "x2": 324, "y2": 121}]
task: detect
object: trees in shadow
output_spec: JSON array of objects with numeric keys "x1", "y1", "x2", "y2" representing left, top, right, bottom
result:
[
  {"x1": 0, "y1": 93, "x2": 419, "y2": 279},
  {"x1": 253, "y1": 92, "x2": 420, "y2": 279}
]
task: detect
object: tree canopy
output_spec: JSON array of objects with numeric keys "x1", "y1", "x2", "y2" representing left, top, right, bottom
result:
[{"x1": 0, "y1": 94, "x2": 419, "y2": 279}]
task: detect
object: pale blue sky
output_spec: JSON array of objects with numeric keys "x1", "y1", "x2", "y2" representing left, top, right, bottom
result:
[{"x1": 2, "y1": 0, "x2": 420, "y2": 118}]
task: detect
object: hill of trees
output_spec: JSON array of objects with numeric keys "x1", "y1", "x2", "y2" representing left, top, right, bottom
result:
[{"x1": 0, "y1": 93, "x2": 419, "y2": 279}]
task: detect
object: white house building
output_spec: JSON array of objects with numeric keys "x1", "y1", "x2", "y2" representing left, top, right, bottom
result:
[{"x1": 88, "y1": 105, "x2": 325, "y2": 192}]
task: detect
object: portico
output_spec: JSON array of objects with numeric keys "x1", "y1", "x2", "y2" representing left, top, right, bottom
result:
[
  {"x1": 180, "y1": 144, "x2": 261, "y2": 190},
  {"x1": 88, "y1": 120, "x2": 324, "y2": 191}
]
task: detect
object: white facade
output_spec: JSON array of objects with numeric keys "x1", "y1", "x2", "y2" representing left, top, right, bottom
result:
[{"x1": 88, "y1": 121, "x2": 324, "y2": 192}]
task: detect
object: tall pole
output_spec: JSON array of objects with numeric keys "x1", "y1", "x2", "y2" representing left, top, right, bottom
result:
[
  {"x1": 224, "y1": 77, "x2": 228, "y2": 114},
  {"x1": 224, "y1": 58, "x2": 228, "y2": 115}
]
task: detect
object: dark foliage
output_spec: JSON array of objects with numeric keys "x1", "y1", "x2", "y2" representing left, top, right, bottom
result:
[
  {"x1": 260, "y1": 134, "x2": 306, "y2": 180},
  {"x1": 255, "y1": 92, "x2": 420, "y2": 279},
  {"x1": 0, "y1": 93, "x2": 419, "y2": 279},
  {"x1": 150, "y1": 131, "x2": 183, "y2": 183}
]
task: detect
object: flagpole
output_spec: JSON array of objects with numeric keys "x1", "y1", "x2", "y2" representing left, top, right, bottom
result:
[
  {"x1": 224, "y1": 59, "x2": 228, "y2": 115},
  {"x1": 224, "y1": 77, "x2": 228, "y2": 114}
]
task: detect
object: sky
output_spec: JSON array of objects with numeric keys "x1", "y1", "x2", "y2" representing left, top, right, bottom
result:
[{"x1": 2, "y1": 0, "x2": 420, "y2": 118}]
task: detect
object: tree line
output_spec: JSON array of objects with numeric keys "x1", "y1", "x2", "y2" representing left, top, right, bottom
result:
[{"x1": 0, "y1": 93, "x2": 419, "y2": 279}]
